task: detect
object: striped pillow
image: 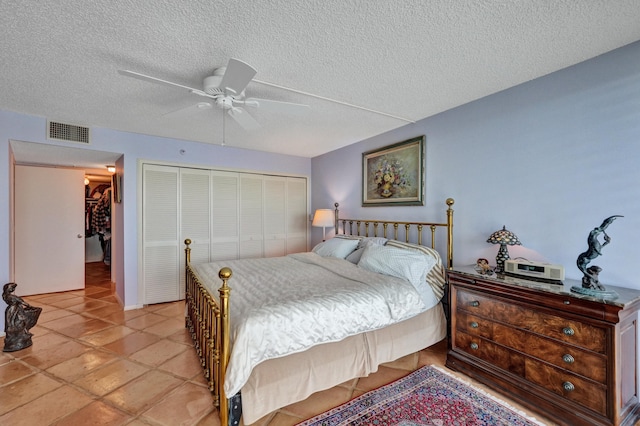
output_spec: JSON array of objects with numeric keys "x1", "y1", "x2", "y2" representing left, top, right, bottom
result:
[
  {"x1": 385, "y1": 240, "x2": 446, "y2": 301},
  {"x1": 335, "y1": 234, "x2": 362, "y2": 241}
]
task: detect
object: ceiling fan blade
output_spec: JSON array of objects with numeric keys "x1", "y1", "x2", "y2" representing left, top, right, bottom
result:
[
  {"x1": 219, "y1": 59, "x2": 257, "y2": 95},
  {"x1": 228, "y1": 107, "x2": 260, "y2": 132},
  {"x1": 244, "y1": 98, "x2": 310, "y2": 116},
  {"x1": 117, "y1": 69, "x2": 210, "y2": 97},
  {"x1": 162, "y1": 102, "x2": 213, "y2": 119}
]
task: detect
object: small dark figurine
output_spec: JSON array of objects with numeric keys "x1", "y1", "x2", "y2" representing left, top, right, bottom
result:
[
  {"x1": 576, "y1": 215, "x2": 623, "y2": 291},
  {"x1": 3, "y1": 282, "x2": 42, "y2": 352},
  {"x1": 475, "y1": 258, "x2": 494, "y2": 276}
]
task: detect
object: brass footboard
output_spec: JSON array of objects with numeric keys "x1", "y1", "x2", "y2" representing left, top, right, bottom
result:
[{"x1": 184, "y1": 239, "x2": 231, "y2": 425}]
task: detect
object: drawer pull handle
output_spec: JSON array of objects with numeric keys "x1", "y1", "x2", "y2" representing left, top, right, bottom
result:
[
  {"x1": 563, "y1": 381, "x2": 575, "y2": 392},
  {"x1": 562, "y1": 327, "x2": 575, "y2": 336},
  {"x1": 470, "y1": 321, "x2": 479, "y2": 328},
  {"x1": 562, "y1": 354, "x2": 575, "y2": 364},
  {"x1": 564, "y1": 300, "x2": 570, "y2": 305},
  {"x1": 470, "y1": 342, "x2": 479, "y2": 350},
  {"x1": 470, "y1": 301, "x2": 480, "y2": 307}
]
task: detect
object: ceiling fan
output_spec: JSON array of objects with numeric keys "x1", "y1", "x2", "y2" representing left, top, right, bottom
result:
[{"x1": 118, "y1": 58, "x2": 310, "y2": 137}]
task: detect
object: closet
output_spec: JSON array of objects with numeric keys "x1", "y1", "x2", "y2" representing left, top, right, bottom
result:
[
  {"x1": 142, "y1": 164, "x2": 308, "y2": 304},
  {"x1": 85, "y1": 181, "x2": 112, "y2": 264}
]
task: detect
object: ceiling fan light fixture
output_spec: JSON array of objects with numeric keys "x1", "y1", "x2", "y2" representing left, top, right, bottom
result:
[{"x1": 216, "y1": 97, "x2": 234, "y2": 110}]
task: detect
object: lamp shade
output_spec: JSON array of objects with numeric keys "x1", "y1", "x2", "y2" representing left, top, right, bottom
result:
[
  {"x1": 312, "y1": 209, "x2": 334, "y2": 241},
  {"x1": 486, "y1": 226, "x2": 521, "y2": 272},
  {"x1": 486, "y1": 226, "x2": 521, "y2": 246},
  {"x1": 312, "y1": 209, "x2": 334, "y2": 228}
]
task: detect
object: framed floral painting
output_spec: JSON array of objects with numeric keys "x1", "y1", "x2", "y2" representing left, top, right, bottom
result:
[{"x1": 362, "y1": 136, "x2": 425, "y2": 206}]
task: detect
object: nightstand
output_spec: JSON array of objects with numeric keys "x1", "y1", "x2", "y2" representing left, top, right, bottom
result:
[{"x1": 446, "y1": 267, "x2": 640, "y2": 426}]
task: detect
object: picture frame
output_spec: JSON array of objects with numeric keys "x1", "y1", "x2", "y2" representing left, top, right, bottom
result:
[
  {"x1": 362, "y1": 135, "x2": 425, "y2": 206},
  {"x1": 112, "y1": 173, "x2": 121, "y2": 203}
]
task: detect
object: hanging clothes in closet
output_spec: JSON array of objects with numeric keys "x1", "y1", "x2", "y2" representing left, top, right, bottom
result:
[
  {"x1": 85, "y1": 198, "x2": 97, "y2": 237},
  {"x1": 91, "y1": 188, "x2": 112, "y2": 264}
]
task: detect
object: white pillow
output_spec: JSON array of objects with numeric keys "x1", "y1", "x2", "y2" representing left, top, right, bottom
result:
[
  {"x1": 346, "y1": 237, "x2": 388, "y2": 264},
  {"x1": 357, "y1": 244, "x2": 436, "y2": 306},
  {"x1": 345, "y1": 247, "x2": 366, "y2": 264},
  {"x1": 385, "y1": 240, "x2": 446, "y2": 301},
  {"x1": 312, "y1": 237, "x2": 360, "y2": 259}
]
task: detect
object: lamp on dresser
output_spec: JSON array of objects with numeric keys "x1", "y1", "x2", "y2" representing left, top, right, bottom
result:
[
  {"x1": 312, "y1": 209, "x2": 334, "y2": 241},
  {"x1": 486, "y1": 225, "x2": 521, "y2": 272}
]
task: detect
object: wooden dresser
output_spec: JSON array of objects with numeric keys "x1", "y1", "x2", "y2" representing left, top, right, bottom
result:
[{"x1": 446, "y1": 267, "x2": 640, "y2": 426}]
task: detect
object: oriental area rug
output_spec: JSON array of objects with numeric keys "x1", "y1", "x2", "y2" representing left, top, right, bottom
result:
[{"x1": 297, "y1": 365, "x2": 547, "y2": 426}]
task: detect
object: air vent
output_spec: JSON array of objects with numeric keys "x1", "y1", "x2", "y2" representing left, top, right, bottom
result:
[{"x1": 47, "y1": 121, "x2": 90, "y2": 144}]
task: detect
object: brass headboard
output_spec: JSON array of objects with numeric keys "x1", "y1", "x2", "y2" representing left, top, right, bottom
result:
[{"x1": 334, "y1": 198, "x2": 454, "y2": 268}]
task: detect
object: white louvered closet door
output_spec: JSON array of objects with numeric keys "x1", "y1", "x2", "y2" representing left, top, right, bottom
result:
[
  {"x1": 286, "y1": 177, "x2": 308, "y2": 254},
  {"x1": 180, "y1": 168, "x2": 211, "y2": 298},
  {"x1": 142, "y1": 164, "x2": 308, "y2": 304},
  {"x1": 143, "y1": 164, "x2": 180, "y2": 304},
  {"x1": 263, "y1": 176, "x2": 287, "y2": 257},
  {"x1": 211, "y1": 171, "x2": 240, "y2": 261},
  {"x1": 239, "y1": 174, "x2": 264, "y2": 259}
]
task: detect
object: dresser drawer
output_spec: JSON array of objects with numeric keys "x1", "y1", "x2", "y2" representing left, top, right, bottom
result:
[
  {"x1": 525, "y1": 358, "x2": 607, "y2": 416},
  {"x1": 493, "y1": 323, "x2": 607, "y2": 383},
  {"x1": 455, "y1": 311, "x2": 492, "y2": 339},
  {"x1": 454, "y1": 330, "x2": 525, "y2": 377},
  {"x1": 455, "y1": 329, "x2": 607, "y2": 417},
  {"x1": 449, "y1": 272, "x2": 611, "y2": 320},
  {"x1": 456, "y1": 289, "x2": 607, "y2": 353}
]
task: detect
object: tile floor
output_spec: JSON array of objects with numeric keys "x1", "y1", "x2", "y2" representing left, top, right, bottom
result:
[{"x1": 1, "y1": 262, "x2": 554, "y2": 426}]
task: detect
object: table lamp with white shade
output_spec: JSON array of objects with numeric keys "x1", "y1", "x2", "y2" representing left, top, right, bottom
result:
[{"x1": 312, "y1": 209, "x2": 335, "y2": 241}]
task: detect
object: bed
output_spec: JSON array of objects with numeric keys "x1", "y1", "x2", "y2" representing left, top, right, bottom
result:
[{"x1": 184, "y1": 198, "x2": 454, "y2": 425}]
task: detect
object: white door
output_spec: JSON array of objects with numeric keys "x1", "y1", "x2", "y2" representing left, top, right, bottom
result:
[
  {"x1": 15, "y1": 165, "x2": 86, "y2": 295},
  {"x1": 142, "y1": 164, "x2": 180, "y2": 304},
  {"x1": 239, "y1": 174, "x2": 264, "y2": 259},
  {"x1": 263, "y1": 176, "x2": 286, "y2": 257},
  {"x1": 211, "y1": 171, "x2": 240, "y2": 261},
  {"x1": 180, "y1": 168, "x2": 211, "y2": 299},
  {"x1": 286, "y1": 177, "x2": 308, "y2": 254}
]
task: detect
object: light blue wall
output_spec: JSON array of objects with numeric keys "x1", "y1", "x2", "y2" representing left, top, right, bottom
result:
[
  {"x1": 312, "y1": 40, "x2": 640, "y2": 289},
  {"x1": 2, "y1": 38, "x2": 639, "y2": 337},
  {"x1": 0, "y1": 113, "x2": 311, "y2": 331}
]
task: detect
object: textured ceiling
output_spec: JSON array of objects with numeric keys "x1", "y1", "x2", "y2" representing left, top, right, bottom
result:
[{"x1": 2, "y1": 0, "x2": 640, "y2": 159}]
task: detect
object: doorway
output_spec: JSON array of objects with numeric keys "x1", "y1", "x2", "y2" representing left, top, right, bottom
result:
[
  {"x1": 10, "y1": 140, "x2": 122, "y2": 299},
  {"x1": 84, "y1": 174, "x2": 114, "y2": 292},
  {"x1": 13, "y1": 165, "x2": 114, "y2": 296},
  {"x1": 85, "y1": 261, "x2": 113, "y2": 299}
]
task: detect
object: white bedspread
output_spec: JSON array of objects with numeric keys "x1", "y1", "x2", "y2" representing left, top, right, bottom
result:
[{"x1": 192, "y1": 252, "x2": 434, "y2": 396}]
